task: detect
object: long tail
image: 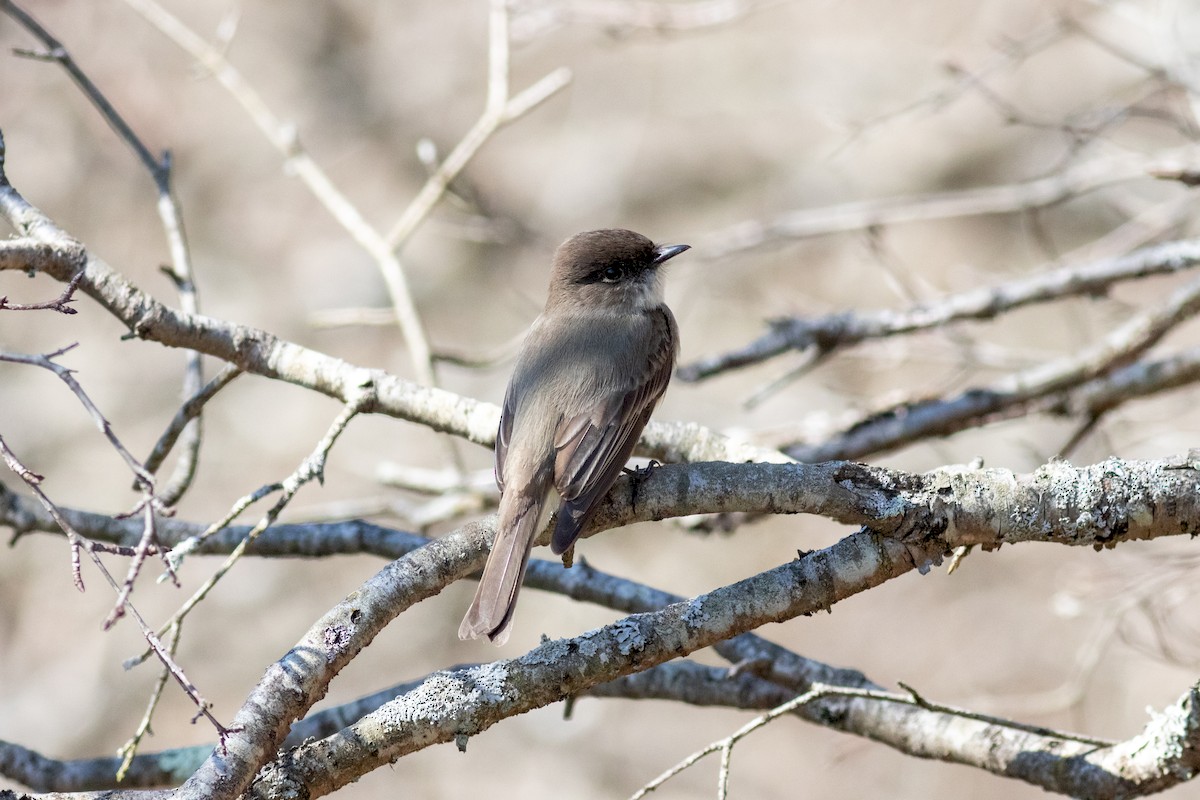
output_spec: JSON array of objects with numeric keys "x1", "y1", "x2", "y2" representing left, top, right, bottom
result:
[{"x1": 458, "y1": 490, "x2": 545, "y2": 645}]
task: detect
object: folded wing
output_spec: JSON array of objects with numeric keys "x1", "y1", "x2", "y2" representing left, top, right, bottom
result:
[{"x1": 549, "y1": 308, "x2": 676, "y2": 554}]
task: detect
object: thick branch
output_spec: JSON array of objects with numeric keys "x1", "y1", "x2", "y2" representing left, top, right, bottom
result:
[
  {"x1": 183, "y1": 529, "x2": 939, "y2": 800},
  {"x1": 7, "y1": 458, "x2": 1197, "y2": 559},
  {"x1": 0, "y1": 238, "x2": 85, "y2": 279}
]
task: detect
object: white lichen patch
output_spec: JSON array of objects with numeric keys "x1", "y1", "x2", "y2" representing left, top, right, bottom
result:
[
  {"x1": 366, "y1": 670, "x2": 499, "y2": 730},
  {"x1": 611, "y1": 618, "x2": 647, "y2": 655},
  {"x1": 681, "y1": 598, "x2": 707, "y2": 629}
]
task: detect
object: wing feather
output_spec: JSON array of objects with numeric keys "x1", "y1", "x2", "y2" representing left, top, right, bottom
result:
[
  {"x1": 549, "y1": 307, "x2": 676, "y2": 554},
  {"x1": 494, "y1": 380, "x2": 516, "y2": 494}
]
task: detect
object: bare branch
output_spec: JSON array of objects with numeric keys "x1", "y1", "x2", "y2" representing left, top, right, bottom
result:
[
  {"x1": 0, "y1": 268, "x2": 83, "y2": 313},
  {"x1": 786, "y1": 273, "x2": 1200, "y2": 461},
  {"x1": 124, "y1": 394, "x2": 372, "y2": 672},
  {"x1": 695, "y1": 150, "x2": 1194, "y2": 260},
  {"x1": 384, "y1": 0, "x2": 572, "y2": 250},
  {"x1": 117, "y1": 0, "x2": 426, "y2": 399},
  {"x1": 0, "y1": 482, "x2": 431, "y2": 560},
  {"x1": 0, "y1": 154, "x2": 786, "y2": 466},
  {"x1": 141, "y1": 364, "x2": 242, "y2": 480},
  {"x1": 0, "y1": 436, "x2": 230, "y2": 743},
  {"x1": 1048, "y1": 345, "x2": 1200, "y2": 418},
  {"x1": 8, "y1": 457, "x2": 1199, "y2": 571},
  {"x1": 0, "y1": 346, "x2": 155, "y2": 491},
  {"x1": 116, "y1": 623, "x2": 183, "y2": 782},
  {"x1": 0, "y1": 664, "x2": 773, "y2": 792},
  {"x1": 93, "y1": 452, "x2": 1189, "y2": 799},
  {"x1": 1, "y1": 0, "x2": 165, "y2": 181},
  {"x1": 0, "y1": 238, "x2": 86, "y2": 279},
  {"x1": 630, "y1": 679, "x2": 1115, "y2": 799},
  {"x1": 1, "y1": 1, "x2": 209, "y2": 505},
  {"x1": 680, "y1": 237, "x2": 1200, "y2": 382},
  {"x1": 375, "y1": 463, "x2": 497, "y2": 495},
  {"x1": 828, "y1": 16, "x2": 1074, "y2": 154},
  {"x1": 510, "y1": 0, "x2": 758, "y2": 42},
  {"x1": 235, "y1": 525, "x2": 1200, "y2": 800},
  {"x1": 5, "y1": 452, "x2": 1197, "y2": 796},
  {"x1": 170, "y1": 525, "x2": 944, "y2": 798}
]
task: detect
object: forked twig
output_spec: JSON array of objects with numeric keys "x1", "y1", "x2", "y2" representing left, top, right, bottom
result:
[
  {"x1": 119, "y1": 0, "x2": 431, "y2": 391},
  {"x1": 384, "y1": 0, "x2": 571, "y2": 248}
]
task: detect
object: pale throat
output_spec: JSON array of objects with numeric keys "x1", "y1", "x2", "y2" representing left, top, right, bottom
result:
[{"x1": 625, "y1": 271, "x2": 665, "y2": 311}]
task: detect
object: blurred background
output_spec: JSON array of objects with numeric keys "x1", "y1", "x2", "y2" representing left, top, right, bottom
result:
[{"x1": 2, "y1": 0, "x2": 1200, "y2": 797}]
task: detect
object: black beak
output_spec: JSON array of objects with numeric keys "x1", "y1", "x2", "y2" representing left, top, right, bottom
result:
[{"x1": 652, "y1": 243, "x2": 691, "y2": 265}]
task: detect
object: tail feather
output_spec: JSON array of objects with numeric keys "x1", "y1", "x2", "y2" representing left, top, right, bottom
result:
[{"x1": 459, "y1": 492, "x2": 544, "y2": 645}]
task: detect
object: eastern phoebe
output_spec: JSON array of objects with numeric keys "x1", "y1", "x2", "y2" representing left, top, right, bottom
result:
[{"x1": 459, "y1": 229, "x2": 690, "y2": 645}]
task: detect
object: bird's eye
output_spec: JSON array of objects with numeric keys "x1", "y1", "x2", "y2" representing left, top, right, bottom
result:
[{"x1": 600, "y1": 265, "x2": 623, "y2": 283}]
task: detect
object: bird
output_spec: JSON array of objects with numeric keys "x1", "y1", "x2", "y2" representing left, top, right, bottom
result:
[{"x1": 459, "y1": 229, "x2": 690, "y2": 645}]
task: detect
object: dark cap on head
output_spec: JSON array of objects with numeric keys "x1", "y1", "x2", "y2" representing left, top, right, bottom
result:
[{"x1": 549, "y1": 229, "x2": 690, "y2": 295}]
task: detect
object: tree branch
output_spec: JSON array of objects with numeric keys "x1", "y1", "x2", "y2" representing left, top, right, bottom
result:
[
  {"x1": 4, "y1": 455, "x2": 1197, "y2": 796},
  {"x1": 2, "y1": 0, "x2": 207, "y2": 506},
  {"x1": 131, "y1": 454, "x2": 1200, "y2": 798},
  {"x1": 695, "y1": 150, "x2": 1194, "y2": 260},
  {"x1": 680, "y1": 237, "x2": 1200, "y2": 382},
  {"x1": 785, "y1": 272, "x2": 1200, "y2": 461}
]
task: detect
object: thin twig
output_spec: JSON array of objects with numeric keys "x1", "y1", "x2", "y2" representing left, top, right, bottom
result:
[
  {"x1": 384, "y1": 0, "x2": 572, "y2": 248},
  {"x1": 0, "y1": 345, "x2": 181, "y2": 622},
  {"x1": 307, "y1": 307, "x2": 400, "y2": 329},
  {"x1": 119, "y1": 0, "x2": 431, "y2": 392},
  {"x1": 130, "y1": 393, "x2": 372, "y2": 668},
  {"x1": 105, "y1": 501, "x2": 173, "y2": 629},
  {"x1": 117, "y1": 0, "x2": 560, "y2": 480},
  {"x1": 510, "y1": 0, "x2": 758, "y2": 42},
  {"x1": 2, "y1": 0, "x2": 162, "y2": 177},
  {"x1": 117, "y1": 621, "x2": 183, "y2": 781},
  {"x1": 0, "y1": 268, "x2": 83, "y2": 313},
  {"x1": 374, "y1": 463, "x2": 496, "y2": 495},
  {"x1": 142, "y1": 364, "x2": 242, "y2": 479},
  {"x1": 0, "y1": 346, "x2": 156, "y2": 490},
  {"x1": 828, "y1": 16, "x2": 1073, "y2": 156},
  {"x1": 0, "y1": 435, "x2": 233, "y2": 742},
  {"x1": 152, "y1": 187, "x2": 206, "y2": 508},
  {"x1": 0, "y1": 128, "x2": 793, "y2": 469}
]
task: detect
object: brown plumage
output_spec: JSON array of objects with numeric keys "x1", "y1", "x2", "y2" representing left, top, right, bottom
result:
[{"x1": 458, "y1": 229, "x2": 689, "y2": 645}]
